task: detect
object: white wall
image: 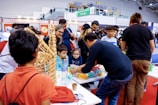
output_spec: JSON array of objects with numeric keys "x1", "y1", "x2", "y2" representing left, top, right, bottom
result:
[{"x1": 0, "y1": 0, "x2": 158, "y2": 22}]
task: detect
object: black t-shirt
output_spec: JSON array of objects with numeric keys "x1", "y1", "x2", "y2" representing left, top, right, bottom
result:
[
  {"x1": 122, "y1": 24, "x2": 154, "y2": 61},
  {"x1": 78, "y1": 39, "x2": 89, "y2": 64},
  {"x1": 81, "y1": 41, "x2": 132, "y2": 80}
]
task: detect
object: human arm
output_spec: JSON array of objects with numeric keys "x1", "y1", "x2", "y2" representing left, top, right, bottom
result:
[
  {"x1": 41, "y1": 99, "x2": 50, "y2": 105},
  {"x1": 69, "y1": 33, "x2": 75, "y2": 40},
  {"x1": 149, "y1": 39, "x2": 155, "y2": 53},
  {"x1": 67, "y1": 28, "x2": 75, "y2": 40},
  {"x1": 71, "y1": 42, "x2": 100, "y2": 74},
  {"x1": 41, "y1": 75, "x2": 57, "y2": 104},
  {"x1": 71, "y1": 64, "x2": 85, "y2": 74},
  {"x1": 121, "y1": 41, "x2": 127, "y2": 53}
]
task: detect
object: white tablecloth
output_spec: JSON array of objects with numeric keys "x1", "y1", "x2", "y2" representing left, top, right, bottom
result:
[{"x1": 51, "y1": 80, "x2": 102, "y2": 105}]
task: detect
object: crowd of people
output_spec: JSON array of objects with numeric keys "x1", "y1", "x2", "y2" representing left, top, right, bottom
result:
[{"x1": 0, "y1": 12, "x2": 155, "y2": 105}]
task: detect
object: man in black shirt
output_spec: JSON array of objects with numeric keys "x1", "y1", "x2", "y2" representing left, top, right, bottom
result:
[
  {"x1": 71, "y1": 32, "x2": 133, "y2": 105},
  {"x1": 122, "y1": 13, "x2": 155, "y2": 105}
]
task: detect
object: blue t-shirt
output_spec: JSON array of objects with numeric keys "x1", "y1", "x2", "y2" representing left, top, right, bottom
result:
[
  {"x1": 69, "y1": 56, "x2": 82, "y2": 65},
  {"x1": 56, "y1": 55, "x2": 69, "y2": 71}
]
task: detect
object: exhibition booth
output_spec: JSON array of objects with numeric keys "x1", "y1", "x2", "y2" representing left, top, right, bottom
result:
[{"x1": 0, "y1": 6, "x2": 158, "y2": 105}]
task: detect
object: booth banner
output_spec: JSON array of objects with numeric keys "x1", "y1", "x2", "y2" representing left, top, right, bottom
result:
[
  {"x1": 40, "y1": 24, "x2": 48, "y2": 36},
  {"x1": 77, "y1": 8, "x2": 90, "y2": 17},
  {"x1": 4, "y1": 23, "x2": 12, "y2": 32}
]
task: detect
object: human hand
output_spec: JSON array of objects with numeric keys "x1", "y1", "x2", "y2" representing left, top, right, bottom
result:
[
  {"x1": 70, "y1": 68, "x2": 77, "y2": 75},
  {"x1": 69, "y1": 33, "x2": 75, "y2": 40},
  {"x1": 70, "y1": 64, "x2": 86, "y2": 74}
]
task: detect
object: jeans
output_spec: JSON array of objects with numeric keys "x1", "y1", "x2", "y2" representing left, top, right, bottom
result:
[
  {"x1": 126, "y1": 60, "x2": 150, "y2": 105},
  {"x1": 96, "y1": 73, "x2": 132, "y2": 105}
]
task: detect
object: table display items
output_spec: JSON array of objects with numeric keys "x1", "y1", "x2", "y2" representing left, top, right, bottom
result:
[
  {"x1": 56, "y1": 66, "x2": 73, "y2": 86},
  {"x1": 70, "y1": 64, "x2": 104, "y2": 79}
]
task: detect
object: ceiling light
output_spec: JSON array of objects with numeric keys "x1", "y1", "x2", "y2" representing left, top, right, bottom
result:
[
  {"x1": 149, "y1": 3, "x2": 153, "y2": 6},
  {"x1": 17, "y1": 16, "x2": 21, "y2": 18}
]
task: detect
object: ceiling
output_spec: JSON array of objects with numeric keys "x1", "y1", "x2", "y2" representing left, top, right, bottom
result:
[{"x1": 127, "y1": 0, "x2": 158, "y2": 13}]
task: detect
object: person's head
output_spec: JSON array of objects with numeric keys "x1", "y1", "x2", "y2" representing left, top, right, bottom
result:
[
  {"x1": 57, "y1": 44, "x2": 68, "y2": 59},
  {"x1": 71, "y1": 48, "x2": 81, "y2": 59},
  {"x1": 141, "y1": 21, "x2": 148, "y2": 27},
  {"x1": 117, "y1": 36, "x2": 123, "y2": 48},
  {"x1": 55, "y1": 25, "x2": 64, "y2": 39},
  {"x1": 29, "y1": 26, "x2": 41, "y2": 35},
  {"x1": 9, "y1": 30, "x2": 39, "y2": 65},
  {"x1": 59, "y1": 19, "x2": 67, "y2": 30},
  {"x1": 10, "y1": 28, "x2": 17, "y2": 35},
  {"x1": 113, "y1": 25, "x2": 119, "y2": 33},
  {"x1": 91, "y1": 20, "x2": 99, "y2": 31},
  {"x1": 105, "y1": 26, "x2": 118, "y2": 38},
  {"x1": 80, "y1": 24, "x2": 91, "y2": 39},
  {"x1": 84, "y1": 32, "x2": 98, "y2": 48},
  {"x1": 12, "y1": 23, "x2": 18, "y2": 29},
  {"x1": 129, "y1": 12, "x2": 142, "y2": 25}
]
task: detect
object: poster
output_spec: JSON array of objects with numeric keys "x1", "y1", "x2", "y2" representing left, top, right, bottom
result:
[
  {"x1": 40, "y1": 24, "x2": 48, "y2": 36},
  {"x1": 4, "y1": 24, "x2": 12, "y2": 32}
]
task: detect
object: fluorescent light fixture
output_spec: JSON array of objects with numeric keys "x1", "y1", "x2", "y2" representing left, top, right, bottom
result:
[
  {"x1": 17, "y1": 16, "x2": 21, "y2": 18},
  {"x1": 33, "y1": 17, "x2": 36, "y2": 20},
  {"x1": 149, "y1": 3, "x2": 153, "y2": 6}
]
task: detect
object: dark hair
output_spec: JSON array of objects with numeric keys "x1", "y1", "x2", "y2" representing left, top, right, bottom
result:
[
  {"x1": 105, "y1": 26, "x2": 118, "y2": 31},
  {"x1": 141, "y1": 21, "x2": 148, "y2": 27},
  {"x1": 9, "y1": 30, "x2": 39, "y2": 64},
  {"x1": 82, "y1": 24, "x2": 90, "y2": 30},
  {"x1": 113, "y1": 25, "x2": 119, "y2": 31},
  {"x1": 57, "y1": 44, "x2": 68, "y2": 52},
  {"x1": 59, "y1": 19, "x2": 67, "y2": 24},
  {"x1": 91, "y1": 20, "x2": 99, "y2": 26},
  {"x1": 130, "y1": 12, "x2": 142, "y2": 24},
  {"x1": 12, "y1": 23, "x2": 17, "y2": 28},
  {"x1": 29, "y1": 26, "x2": 41, "y2": 35},
  {"x1": 84, "y1": 32, "x2": 98, "y2": 41}
]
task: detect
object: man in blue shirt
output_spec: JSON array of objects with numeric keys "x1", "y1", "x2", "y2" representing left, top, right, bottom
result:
[
  {"x1": 71, "y1": 32, "x2": 133, "y2": 105},
  {"x1": 59, "y1": 19, "x2": 74, "y2": 57}
]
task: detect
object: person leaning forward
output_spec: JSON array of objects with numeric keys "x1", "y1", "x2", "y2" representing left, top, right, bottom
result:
[{"x1": 71, "y1": 32, "x2": 133, "y2": 105}]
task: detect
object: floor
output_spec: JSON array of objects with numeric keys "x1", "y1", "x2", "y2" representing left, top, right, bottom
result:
[{"x1": 91, "y1": 76, "x2": 158, "y2": 105}]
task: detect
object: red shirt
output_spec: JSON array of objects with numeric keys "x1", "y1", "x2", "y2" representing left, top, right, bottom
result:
[{"x1": 0, "y1": 66, "x2": 57, "y2": 105}]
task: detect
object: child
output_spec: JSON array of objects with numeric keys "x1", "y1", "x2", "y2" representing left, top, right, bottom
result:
[
  {"x1": 69, "y1": 48, "x2": 82, "y2": 66},
  {"x1": 56, "y1": 44, "x2": 69, "y2": 71},
  {"x1": 101, "y1": 26, "x2": 118, "y2": 46},
  {"x1": 117, "y1": 36, "x2": 123, "y2": 49},
  {"x1": 56, "y1": 44, "x2": 72, "y2": 86},
  {"x1": 0, "y1": 30, "x2": 56, "y2": 104}
]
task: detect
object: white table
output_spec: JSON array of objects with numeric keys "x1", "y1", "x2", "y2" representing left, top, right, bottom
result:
[
  {"x1": 73, "y1": 72, "x2": 107, "y2": 84},
  {"x1": 148, "y1": 65, "x2": 158, "y2": 105},
  {"x1": 148, "y1": 66, "x2": 158, "y2": 79},
  {"x1": 51, "y1": 80, "x2": 102, "y2": 105}
]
